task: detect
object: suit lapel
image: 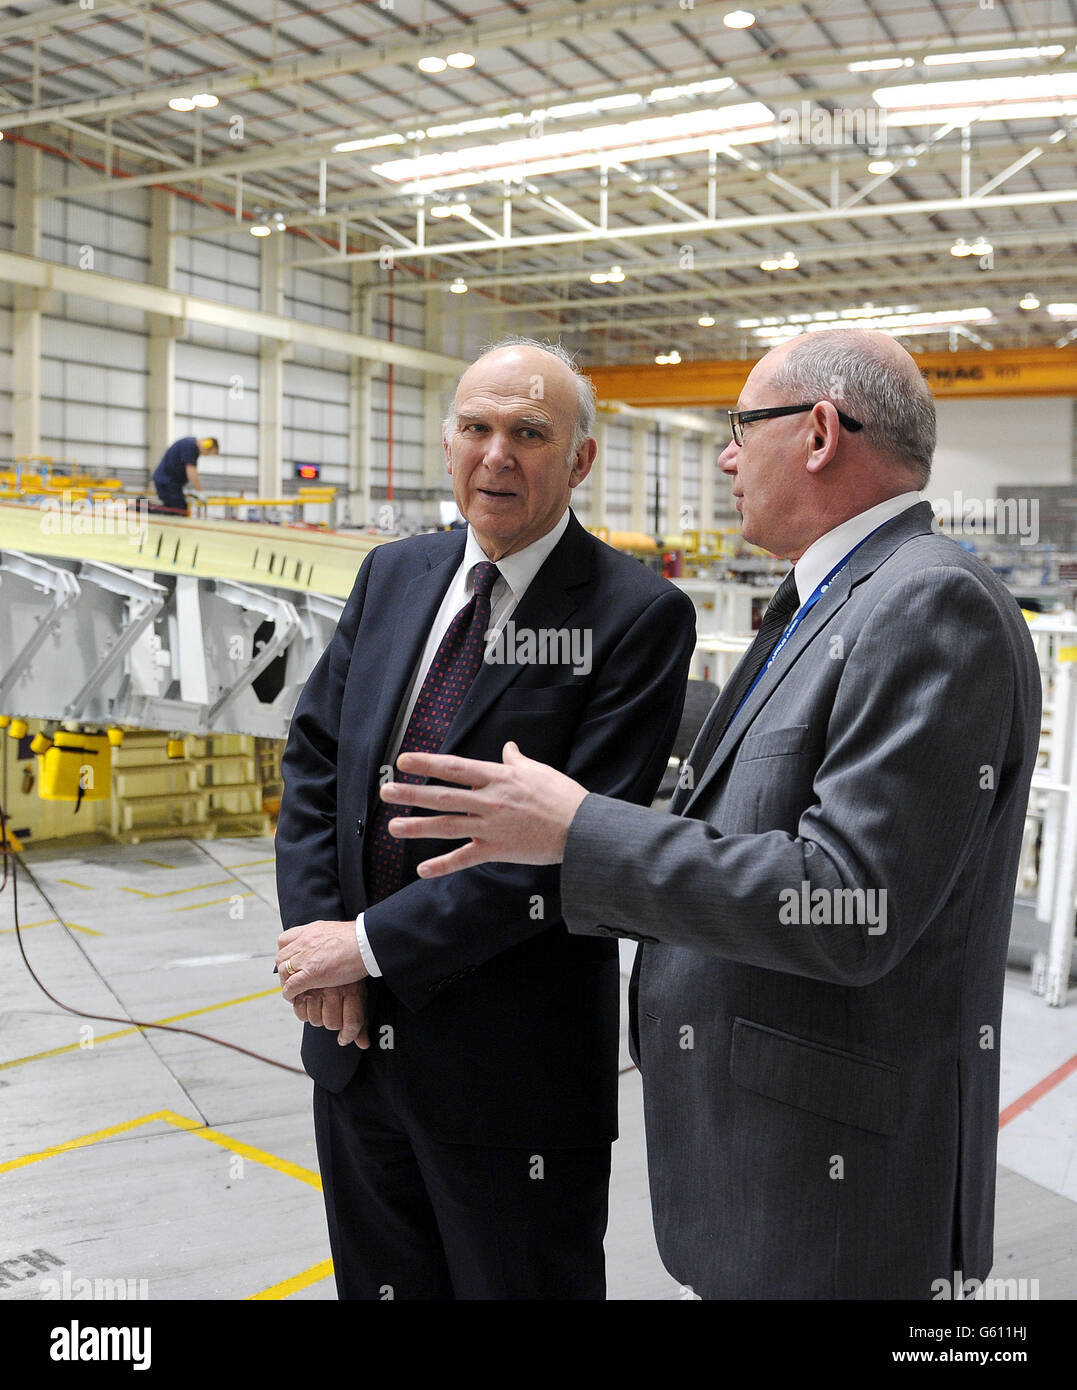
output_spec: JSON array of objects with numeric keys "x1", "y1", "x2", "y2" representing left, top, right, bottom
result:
[
  {"x1": 680, "y1": 501, "x2": 935, "y2": 816},
  {"x1": 364, "y1": 534, "x2": 465, "y2": 795},
  {"x1": 442, "y1": 512, "x2": 592, "y2": 751}
]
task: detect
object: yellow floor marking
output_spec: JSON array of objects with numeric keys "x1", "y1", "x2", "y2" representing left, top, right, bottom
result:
[
  {"x1": 171, "y1": 892, "x2": 253, "y2": 912},
  {"x1": 0, "y1": 986, "x2": 280, "y2": 1071},
  {"x1": 0, "y1": 918, "x2": 102, "y2": 937},
  {"x1": 249, "y1": 1259, "x2": 334, "y2": 1301},
  {"x1": 1, "y1": 1108, "x2": 321, "y2": 1196},
  {"x1": 122, "y1": 878, "x2": 234, "y2": 899},
  {"x1": 56, "y1": 879, "x2": 93, "y2": 890},
  {"x1": 220, "y1": 857, "x2": 275, "y2": 868},
  {"x1": 0, "y1": 1111, "x2": 171, "y2": 1173},
  {"x1": 180, "y1": 1119, "x2": 322, "y2": 1191},
  {"x1": 139, "y1": 858, "x2": 179, "y2": 868}
]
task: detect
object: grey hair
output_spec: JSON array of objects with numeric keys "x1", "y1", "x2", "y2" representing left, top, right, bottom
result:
[
  {"x1": 443, "y1": 335, "x2": 597, "y2": 454},
  {"x1": 767, "y1": 329, "x2": 936, "y2": 486}
]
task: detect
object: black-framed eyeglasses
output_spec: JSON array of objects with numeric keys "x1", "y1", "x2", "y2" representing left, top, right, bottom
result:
[{"x1": 727, "y1": 402, "x2": 864, "y2": 446}]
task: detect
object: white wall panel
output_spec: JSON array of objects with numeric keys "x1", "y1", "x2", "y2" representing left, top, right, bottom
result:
[
  {"x1": 931, "y1": 397, "x2": 1074, "y2": 499},
  {"x1": 603, "y1": 421, "x2": 632, "y2": 527}
]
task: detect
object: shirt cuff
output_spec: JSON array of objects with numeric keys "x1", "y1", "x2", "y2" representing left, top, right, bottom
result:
[{"x1": 355, "y1": 913, "x2": 382, "y2": 978}]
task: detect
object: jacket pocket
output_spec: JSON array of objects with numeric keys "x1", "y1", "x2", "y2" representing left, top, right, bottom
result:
[
  {"x1": 498, "y1": 684, "x2": 587, "y2": 713},
  {"x1": 731, "y1": 1017, "x2": 900, "y2": 1136},
  {"x1": 738, "y1": 724, "x2": 810, "y2": 761}
]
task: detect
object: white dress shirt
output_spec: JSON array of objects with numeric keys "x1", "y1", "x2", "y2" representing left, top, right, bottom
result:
[
  {"x1": 356, "y1": 509, "x2": 572, "y2": 976},
  {"x1": 793, "y1": 491, "x2": 921, "y2": 609}
]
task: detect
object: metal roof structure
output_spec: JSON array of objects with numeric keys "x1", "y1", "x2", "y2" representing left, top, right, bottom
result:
[{"x1": 3, "y1": 0, "x2": 1077, "y2": 363}]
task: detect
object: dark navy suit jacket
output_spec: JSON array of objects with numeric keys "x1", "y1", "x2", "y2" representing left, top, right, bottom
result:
[{"x1": 275, "y1": 511, "x2": 696, "y2": 1147}]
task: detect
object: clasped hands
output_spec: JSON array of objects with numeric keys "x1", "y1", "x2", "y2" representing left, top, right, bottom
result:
[
  {"x1": 277, "y1": 742, "x2": 586, "y2": 1046},
  {"x1": 276, "y1": 918, "x2": 371, "y2": 1049}
]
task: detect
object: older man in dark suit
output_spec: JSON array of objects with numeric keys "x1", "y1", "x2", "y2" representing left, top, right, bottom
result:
[
  {"x1": 274, "y1": 339, "x2": 696, "y2": 1300},
  {"x1": 386, "y1": 329, "x2": 1042, "y2": 1300}
]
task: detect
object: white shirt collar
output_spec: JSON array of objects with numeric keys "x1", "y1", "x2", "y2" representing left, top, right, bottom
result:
[
  {"x1": 794, "y1": 492, "x2": 922, "y2": 608},
  {"x1": 461, "y1": 507, "x2": 572, "y2": 599}
]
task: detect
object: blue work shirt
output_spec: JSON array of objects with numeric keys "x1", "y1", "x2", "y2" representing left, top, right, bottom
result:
[{"x1": 152, "y1": 436, "x2": 200, "y2": 490}]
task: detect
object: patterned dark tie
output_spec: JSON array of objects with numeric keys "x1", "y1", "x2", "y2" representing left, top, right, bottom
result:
[
  {"x1": 682, "y1": 568, "x2": 800, "y2": 790},
  {"x1": 365, "y1": 560, "x2": 501, "y2": 904}
]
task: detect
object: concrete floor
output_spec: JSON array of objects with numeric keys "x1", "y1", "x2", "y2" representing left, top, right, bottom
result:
[{"x1": 1, "y1": 834, "x2": 1075, "y2": 1302}]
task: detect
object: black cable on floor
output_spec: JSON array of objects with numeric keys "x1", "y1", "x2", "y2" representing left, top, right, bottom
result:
[{"x1": 0, "y1": 740, "x2": 306, "y2": 1077}]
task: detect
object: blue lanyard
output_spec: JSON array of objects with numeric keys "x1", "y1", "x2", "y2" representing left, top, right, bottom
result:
[{"x1": 734, "y1": 523, "x2": 885, "y2": 719}]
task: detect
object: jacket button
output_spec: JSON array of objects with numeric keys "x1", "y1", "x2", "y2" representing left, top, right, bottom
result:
[{"x1": 355, "y1": 819, "x2": 364, "y2": 836}]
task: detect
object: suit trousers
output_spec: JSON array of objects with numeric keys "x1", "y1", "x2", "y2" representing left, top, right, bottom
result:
[{"x1": 312, "y1": 1046, "x2": 611, "y2": 1300}]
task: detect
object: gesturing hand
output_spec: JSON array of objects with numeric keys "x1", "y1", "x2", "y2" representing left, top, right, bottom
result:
[
  {"x1": 380, "y1": 741, "x2": 588, "y2": 877},
  {"x1": 292, "y1": 982, "x2": 370, "y2": 1049}
]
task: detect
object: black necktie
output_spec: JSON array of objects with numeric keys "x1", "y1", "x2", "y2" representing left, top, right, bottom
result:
[{"x1": 684, "y1": 569, "x2": 800, "y2": 785}]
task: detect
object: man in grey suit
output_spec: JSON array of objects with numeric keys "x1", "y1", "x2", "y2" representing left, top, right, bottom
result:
[{"x1": 380, "y1": 329, "x2": 1042, "y2": 1300}]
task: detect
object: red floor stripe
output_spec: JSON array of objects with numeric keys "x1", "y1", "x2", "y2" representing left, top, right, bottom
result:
[{"x1": 999, "y1": 1051, "x2": 1077, "y2": 1128}]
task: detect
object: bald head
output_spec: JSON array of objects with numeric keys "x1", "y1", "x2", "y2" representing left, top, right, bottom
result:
[
  {"x1": 720, "y1": 329, "x2": 934, "y2": 560},
  {"x1": 766, "y1": 329, "x2": 936, "y2": 485},
  {"x1": 442, "y1": 339, "x2": 597, "y2": 560}
]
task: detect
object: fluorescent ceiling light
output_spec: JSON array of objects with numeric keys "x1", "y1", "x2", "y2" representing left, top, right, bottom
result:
[
  {"x1": 446, "y1": 52, "x2": 475, "y2": 69},
  {"x1": 449, "y1": 277, "x2": 468, "y2": 294},
  {"x1": 923, "y1": 45, "x2": 1065, "y2": 66},
  {"x1": 752, "y1": 307, "x2": 993, "y2": 339},
  {"x1": 655, "y1": 350, "x2": 682, "y2": 364},
  {"x1": 430, "y1": 205, "x2": 453, "y2": 217},
  {"x1": 332, "y1": 134, "x2": 407, "y2": 154},
  {"x1": 373, "y1": 103, "x2": 776, "y2": 192},
  {"x1": 698, "y1": 314, "x2": 716, "y2": 326},
  {"x1": 1018, "y1": 293, "x2": 1040, "y2": 310},
  {"x1": 168, "y1": 97, "x2": 196, "y2": 112},
  {"x1": 875, "y1": 72, "x2": 1077, "y2": 123},
  {"x1": 191, "y1": 93, "x2": 218, "y2": 109},
  {"x1": 418, "y1": 56, "x2": 447, "y2": 73},
  {"x1": 650, "y1": 78, "x2": 734, "y2": 102},
  {"x1": 426, "y1": 116, "x2": 521, "y2": 139},
  {"x1": 250, "y1": 223, "x2": 271, "y2": 237},
  {"x1": 848, "y1": 57, "x2": 914, "y2": 72},
  {"x1": 867, "y1": 159, "x2": 896, "y2": 174},
  {"x1": 595, "y1": 94, "x2": 645, "y2": 111},
  {"x1": 723, "y1": 10, "x2": 755, "y2": 28},
  {"x1": 1047, "y1": 302, "x2": 1077, "y2": 316},
  {"x1": 539, "y1": 95, "x2": 644, "y2": 121}
]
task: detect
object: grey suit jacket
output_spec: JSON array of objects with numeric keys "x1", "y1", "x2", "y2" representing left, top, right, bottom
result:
[{"x1": 561, "y1": 501, "x2": 1042, "y2": 1299}]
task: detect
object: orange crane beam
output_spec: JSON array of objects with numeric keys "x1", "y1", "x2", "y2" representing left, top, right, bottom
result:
[{"x1": 585, "y1": 346, "x2": 1077, "y2": 409}]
